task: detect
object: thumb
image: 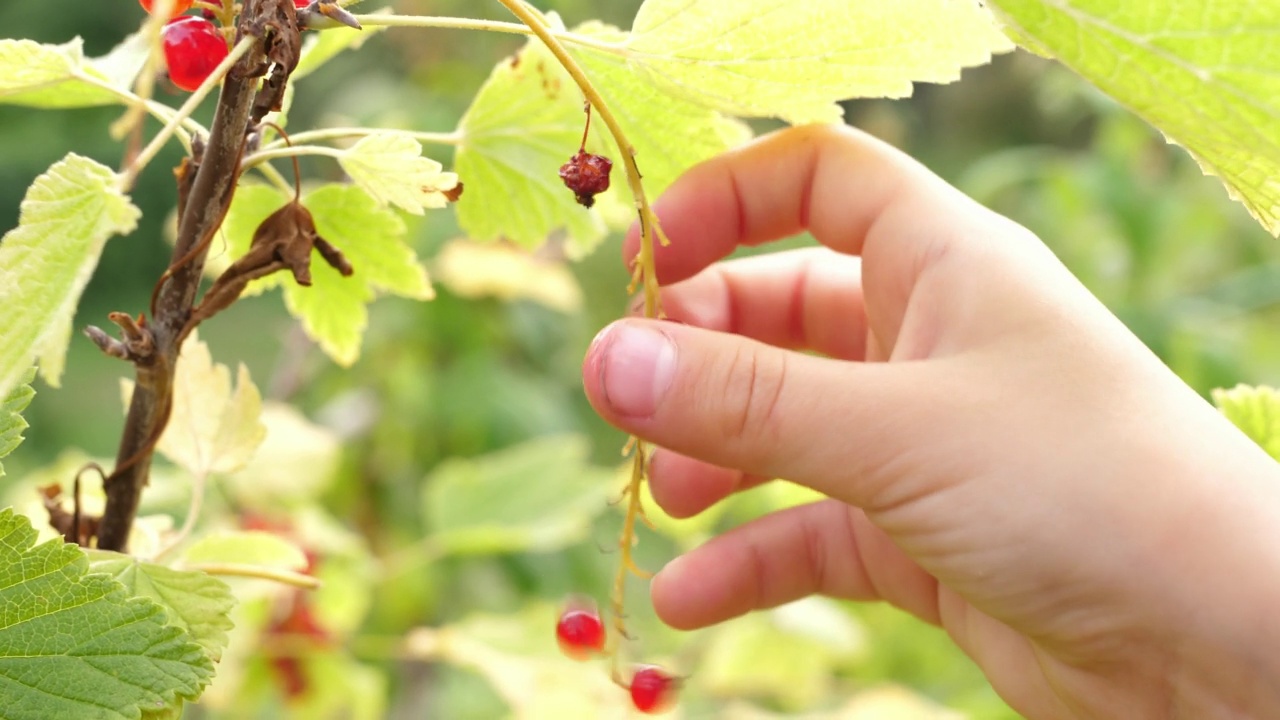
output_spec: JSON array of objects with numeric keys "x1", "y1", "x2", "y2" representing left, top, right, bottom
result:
[{"x1": 582, "y1": 318, "x2": 934, "y2": 509}]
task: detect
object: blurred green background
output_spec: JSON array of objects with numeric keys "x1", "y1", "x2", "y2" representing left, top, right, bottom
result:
[{"x1": 1, "y1": 1, "x2": 1276, "y2": 718}]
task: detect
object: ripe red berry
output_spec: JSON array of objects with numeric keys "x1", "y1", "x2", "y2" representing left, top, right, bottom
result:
[
  {"x1": 294, "y1": 0, "x2": 309, "y2": 7},
  {"x1": 555, "y1": 603, "x2": 605, "y2": 660},
  {"x1": 139, "y1": 0, "x2": 194, "y2": 18},
  {"x1": 162, "y1": 17, "x2": 229, "y2": 92},
  {"x1": 629, "y1": 666, "x2": 679, "y2": 714},
  {"x1": 559, "y1": 150, "x2": 613, "y2": 208}
]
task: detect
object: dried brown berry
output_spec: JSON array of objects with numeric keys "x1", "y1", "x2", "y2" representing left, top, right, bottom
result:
[{"x1": 559, "y1": 150, "x2": 613, "y2": 208}]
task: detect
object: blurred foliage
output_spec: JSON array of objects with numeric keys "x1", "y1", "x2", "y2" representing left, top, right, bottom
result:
[{"x1": 0, "y1": 0, "x2": 1276, "y2": 718}]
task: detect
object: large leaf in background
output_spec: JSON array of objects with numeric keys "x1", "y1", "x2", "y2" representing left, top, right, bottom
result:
[
  {"x1": 987, "y1": 1, "x2": 1280, "y2": 237},
  {"x1": 0, "y1": 154, "x2": 139, "y2": 396},
  {"x1": 571, "y1": 22, "x2": 752, "y2": 200},
  {"x1": 0, "y1": 509, "x2": 212, "y2": 719},
  {"x1": 619, "y1": 0, "x2": 1013, "y2": 124},
  {"x1": 0, "y1": 38, "x2": 132, "y2": 108},
  {"x1": 1213, "y1": 384, "x2": 1280, "y2": 461},
  {"x1": 456, "y1": 19, "x2": 751, "y2": 254},
  {"x1": 215, "y1": 183, "x2": 432, "y2": 366},
  {"x1": 455, "y1": 35, "x2": 608, "y2": 252},
  {"x1": 293, "y1": 19, "x2": 387, "y2": 80},
  {"x1": 86, "y1": 551, "x2": 237, "y2": 664},
  {"x1": 0, "y1": 368, "x2": 35, "y2": 478},
  {"x1": 422, "y1": 435, "x2": 616, "y2": 554}
]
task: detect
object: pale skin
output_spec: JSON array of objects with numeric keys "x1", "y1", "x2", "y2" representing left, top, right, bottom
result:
[{"x1": 581, "y1": 125, "x2": 1280, "y2": 719}]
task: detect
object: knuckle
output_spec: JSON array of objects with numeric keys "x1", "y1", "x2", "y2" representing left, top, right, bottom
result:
[{"x1": 717, "y1": 345, "x2": 788, "y2": 447}]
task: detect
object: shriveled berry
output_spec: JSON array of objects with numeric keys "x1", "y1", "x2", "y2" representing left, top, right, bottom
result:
[
  {"x1": 559, "y1": 150, "x2": 613, "y2": 208},
  {"x1": 555, "y1": 603, "x2": 605, "y2": 660},
  {"x1": 629, "y1": 666, "x2": 679, "y2": 714},
  {"x1": 162, "y1": 17, "x2": 229, "y2": 92},
  {"x1": 139, "y1": 0, "x2": 194, "y2": 18}
]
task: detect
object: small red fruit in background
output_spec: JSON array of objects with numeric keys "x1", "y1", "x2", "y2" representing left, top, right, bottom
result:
[
  {"x1": 294, "y1": 0, "x2": 309, "y2": 7},
  {"x1": 559, "y1": 150, "x2": 613, "y2": 208},
  {"x1": 162, "y1": 17, "x2": 229, "y2": 92},
  {"x1": 555, "y1": 599, "x2": 606, "y2": 660},
  {"x1": 139, "y1": 0, "x2": 194, "y2": 19},
  {"x1": 629, "y1": 666, "x2": 679, "y2": 714}
]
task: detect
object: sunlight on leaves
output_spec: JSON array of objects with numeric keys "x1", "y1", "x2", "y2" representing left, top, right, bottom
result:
[
  {"x1": 0, "y1": 367, "x2": 35, "y2": 478},
  {"x1": 0, "y1": 509, "x2": 212, "y2": 719},
  {"x1": 621, "y1": 0, "x2": 1013, "y2": 124},
  {"x1": 182, "y1": 530, "x2": 311, "y2": 572},
  {"x1": 338, "y1": 133, "x2": 461, "y2": 215},
  {"x1": 987, "y1": 0, "x2": 1280, "y2": 236},
  {"x1": 433, "y1": 239, "x2": 582, "y2": 313},
  {"x1": 0, "y1": 38, "x2": 126, "y2": 108},
  {"x1": 1213, "y1": 384, "x2": 1280, "y2": 461},
  {"x1": 0, "y1": 154, "x2": 139, "y2": 395},
  {"x1": 86, "y1": 550, "x2": 237, "y2": 664},
  {"x1": 146, "y1": 334, "x2": 266, "y2": 477}
]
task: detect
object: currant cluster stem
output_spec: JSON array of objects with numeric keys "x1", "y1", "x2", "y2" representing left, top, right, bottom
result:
[{"x1": 493, "y1": 0, "x2": 669, "y2": 683}]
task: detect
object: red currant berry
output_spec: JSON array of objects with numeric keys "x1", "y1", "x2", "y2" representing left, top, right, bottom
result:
[
  {"x1": 139, "y1": 0, "x2": 194, "y2": 19},
  {"x1": 555, "y1": 603, "x2": 605, "y2": 660},
  {"x1": 294, "y1": 0, "x2": 309, "y2": 7},
  {"x1": 558, "y1": 150, "x2": 613, "y2": 208},
  {"x1": 629, "y1": 666, "x2": 679, "y2": 714},
  {"x1": 162, "y1": 17, "x2": 229, "y2": 92}
]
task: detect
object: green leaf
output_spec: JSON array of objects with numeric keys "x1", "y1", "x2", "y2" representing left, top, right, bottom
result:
[
  {"x1": 337, "y1": 133, "x2": 461, "y2": 215},
  {"x1": 1213, "y1": 384, "x2": 1280, "y2": 461},
  {"x1": 0, "y1": 37, "x2": 128, "y2": 108},
  {"x1": 0, "y1": 367, "x2": 35, "y2": 478},
  {"x1": 0, "y1": 154, "x2": 139, "y2": 396},
  {"x1": 422, "y1": 435, "x2": 615, "y2": 555},
  {"x1": 0, "y1": 509, "x2": 212, "y2": 719},
  {"x1": 289, "y1": 184, "x2": 433, "y2": 365},
  {"x1": 455, "y1": 35, "x2": 607, "y2": 252},
  {"x1": 85, "y1": 550, "x2": 237, "y2": 664},
  {"x1": 433, "y1": 239, "x2": 583, "y2": 313},
  {"x1": 986, "y1": 1, "x2": 1280, "y2": 236},
  {"x1": 619, "y1": 0, "x2": 1013, "y2": 124},
  {"x1": 215, "y1": 183, "x2": 432, "y2": 366},
  {"x1": 181, "y1": 530, "x2": 310, "y2": 572},
  {"x1": 218, "y1": 404, "x2": 342, "y2": 510}
]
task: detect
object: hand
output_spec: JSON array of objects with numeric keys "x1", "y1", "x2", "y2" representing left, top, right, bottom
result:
[{"x1": 581, "y1": 125, "x2": 1280, "y2": 719}]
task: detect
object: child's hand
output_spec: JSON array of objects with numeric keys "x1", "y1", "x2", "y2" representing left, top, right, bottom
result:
[{"x1": 582, "y1": 125, "x2": 1280, "y2": 719}]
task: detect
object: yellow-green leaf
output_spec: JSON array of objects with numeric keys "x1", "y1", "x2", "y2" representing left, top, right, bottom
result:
[
  {"x1": 0, "y1": 154, "x2": 139, "y2": 395},
  {"x1": 0, "y1": 367, "x2": 35, "y2": 478},
  {"x1": 156, "y1": 334, "x2": 266, "y2": 477},
  {"x1": 0, "y1": 38, "x2": 125, "y2": 108},
  {"x1": 1213, "y1": 384, "x2": 1280, "y2": 461},
  {"x1": 432, "y1": 239, "x2": 582, "y2": 313},
  {"x1": 293, "y1": 18, "x2": 387, "y2": 80},
  {"x1": 620, "y1": 0, "x2": 1013, "y2": 124},
  {"x1": 182, "y1": 530, "x2": 310, "y2": 572},
  {"x1": 987, "y1": 1, "x2": 1280, "y2": 236},
  {"x1": 337, "y1": 133, "x2": 460, "y2": 215},
  {"x1": 215, "y1": 183, "x2": 432, "y2": 366}
]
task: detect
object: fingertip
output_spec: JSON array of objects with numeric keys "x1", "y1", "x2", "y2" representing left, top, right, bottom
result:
[
  {"x1": 649, "y1": 450, "x2": 744, "y2": 519},
  {"x1": 651, "y1": 551, "x2": 749, "y2": 631}
]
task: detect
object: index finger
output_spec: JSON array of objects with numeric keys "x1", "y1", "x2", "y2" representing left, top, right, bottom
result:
[{"x1": 624, "y1": 123, "x2": 977, "y2": 286}]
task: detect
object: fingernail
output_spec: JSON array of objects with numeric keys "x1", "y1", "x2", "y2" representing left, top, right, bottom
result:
[{"x1": 593, "y1": 322, "x2": 677, "y2": 419}]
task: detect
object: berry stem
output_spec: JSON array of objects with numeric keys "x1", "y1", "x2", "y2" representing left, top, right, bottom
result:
[{"x1": 494, "y1": 0, "x2": 669, "y2": 673}]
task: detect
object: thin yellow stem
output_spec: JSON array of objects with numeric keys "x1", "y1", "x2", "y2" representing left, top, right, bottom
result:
[
  {"x1": 256, "y1": 127, "x2": 462, "y2": 153},
  {"x1": 185, "y1": 562, "x2": 322, "y2": 589},
  {"x1": 241, "y1": 145, "x2": 346, "y2": 169},
  {"x1": 353, "y1": 14, "x2": 625, "y2": 54},
  {"x1": 493, "y1": 0, "x2": 668, "y2": 674}
]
